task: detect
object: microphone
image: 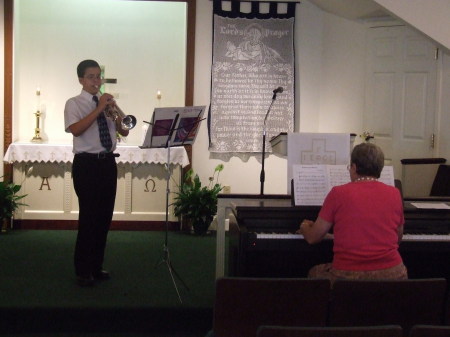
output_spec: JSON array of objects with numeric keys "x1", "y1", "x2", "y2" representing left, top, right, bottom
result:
[
  {"x1": 273, "y1": 87, "x2": 284, "y2": 94},
  {"x1": 272, "y1": 87, "x2": 283, "y2": 100}
]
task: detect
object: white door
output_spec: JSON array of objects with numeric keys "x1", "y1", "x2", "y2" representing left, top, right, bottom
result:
[{"x1": 364, "y1": 25, "x2": 438, "y2": 179}]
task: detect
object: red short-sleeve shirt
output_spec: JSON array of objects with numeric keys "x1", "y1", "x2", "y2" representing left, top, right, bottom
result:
[{"x1": 319, "y1": 181, "x2": 404, "y2": 271}]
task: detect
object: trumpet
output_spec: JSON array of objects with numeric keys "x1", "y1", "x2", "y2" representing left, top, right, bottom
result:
[{"x1": 104, "y1": 100, "x2": 137, "y2": 130}]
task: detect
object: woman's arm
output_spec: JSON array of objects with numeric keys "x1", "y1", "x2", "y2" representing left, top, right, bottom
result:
[
  {"x1": 298, "y1": 217, "x2": 333, "y2": 244},
  {"x1": 397, "y1": 224, "x2": 404, "y2": 243}
]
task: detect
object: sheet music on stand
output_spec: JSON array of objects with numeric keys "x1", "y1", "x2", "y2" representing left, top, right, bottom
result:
[
  {"x1": 140, "y1": 105, "x2": 206, "y2": 148},
  {"x1": 293, "y1": 164, "x2": 395, "y2": 206}
]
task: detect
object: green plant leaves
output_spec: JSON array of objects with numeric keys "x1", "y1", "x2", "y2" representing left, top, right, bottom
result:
[
  {"x1": 173, "y1": 165, "x2": 224, "y2": 229},
  {"x1": 0, "y1": 177, "x2": 28, "y2": 220}
]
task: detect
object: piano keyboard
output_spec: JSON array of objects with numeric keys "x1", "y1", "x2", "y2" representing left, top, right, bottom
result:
[
  {"x1": 402, "y1": 233, "x2": 450, "y2": 241},
  {"x1": 255, "y1": 233, "x2": 450, "y2": 242},
  {"x1": 256, "y1": 233, "x2": 303, "y2": 239}
]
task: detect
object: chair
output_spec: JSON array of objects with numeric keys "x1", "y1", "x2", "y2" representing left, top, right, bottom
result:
[
  {"x1": 445, "y1": 293, "x2": 450, "y2": 325},
  {"x1": 328, "y1": 279, "x2": 447, "y2": 336},
  {"x1": 257, "y1": 325, "x2": 403, "y2": 337},
  {"x1": 409, "y1": 325, "x2": 450, "y2": 337},
  {"x1": 400, "y1": 158, "x2": 446, "y2": 198},
  {"x1": 430, "y1": 165, "x2": 450, "y2": 196},
  {"x1": 395, "y1": 179, "x2": 404, "y2": 200},
  {"x1": 211, "y1": 277, "x2": 331, "y2": 337}
]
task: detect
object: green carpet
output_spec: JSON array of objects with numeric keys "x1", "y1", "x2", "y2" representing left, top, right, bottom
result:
[{"x1": 0, "y1": 230, "x2": 218, "y2": 336}]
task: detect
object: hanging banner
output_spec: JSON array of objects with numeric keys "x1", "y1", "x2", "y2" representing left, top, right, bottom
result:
[{"x1": 209, "y1": 1, "x2": 297, "y2": 153}]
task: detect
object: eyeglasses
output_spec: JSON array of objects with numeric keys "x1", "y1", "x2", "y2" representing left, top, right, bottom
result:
[{"x1": 84, "y1": 74, "x2": 102, "y2": 81}]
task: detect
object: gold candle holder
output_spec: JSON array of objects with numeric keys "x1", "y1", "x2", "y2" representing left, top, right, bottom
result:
[{"x1": 31, "y1": 88, "x2": 43, "y2": 142}]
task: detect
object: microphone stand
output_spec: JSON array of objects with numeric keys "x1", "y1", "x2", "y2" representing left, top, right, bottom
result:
[{"x1": 260, "y1": 92, "x2": 278, "y2": 195}]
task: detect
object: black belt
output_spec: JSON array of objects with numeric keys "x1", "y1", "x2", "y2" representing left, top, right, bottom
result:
[{"x1": 75, "y1": 152, "x2": 120, "y2": 159}]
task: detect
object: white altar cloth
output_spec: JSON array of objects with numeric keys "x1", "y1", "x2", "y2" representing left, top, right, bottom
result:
[{"x1": 3, "y1": 143, "x2": 190, "y2": 167}]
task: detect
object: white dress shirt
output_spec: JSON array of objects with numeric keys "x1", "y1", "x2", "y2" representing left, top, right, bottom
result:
[{"x1": 64, "y1": 90, "x2": 117, "y2": 153}]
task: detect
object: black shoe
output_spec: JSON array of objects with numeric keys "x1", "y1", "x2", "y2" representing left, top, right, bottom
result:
[
  {"x1": 76, "y1": 275, "x2": 94, "y2": 287},
  {"x1": 93, "y1": 270, "x2": 110, "y2": 280}
]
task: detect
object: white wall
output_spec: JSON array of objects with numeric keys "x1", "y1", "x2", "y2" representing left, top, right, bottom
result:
[
  {"x1": 375, "y1": 0, "x2": 450, "y2": 50},
  {"x1": 318, "y1": 13, "x2": 366, "y2": 134},
  {"x1": 297, "y1": 0, "x2": 324, "y2": 132},
  {"x1": 13, "y1": 0, "x2": 187, "y2": 145}
]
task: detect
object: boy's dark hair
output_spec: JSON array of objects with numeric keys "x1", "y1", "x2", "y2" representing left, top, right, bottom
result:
[{"x1": 77, "y1": 60, "x2": 100, "y2": 78}]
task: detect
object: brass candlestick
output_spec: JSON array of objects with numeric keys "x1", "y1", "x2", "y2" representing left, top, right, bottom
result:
[
  {"x1": 31, "y1": 88, "x2": 43, "y2": 142},
  {"x1": 31, "y1": 110, "x2": 43, "y2": 142}
]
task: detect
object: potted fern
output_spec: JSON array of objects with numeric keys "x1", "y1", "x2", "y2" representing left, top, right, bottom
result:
[
  {"x1": 173, "y1": 164, "x2": 224, "y2": 235},
  {"x1": 0, "y1": 176, "x2": 27, "y2": 232}
]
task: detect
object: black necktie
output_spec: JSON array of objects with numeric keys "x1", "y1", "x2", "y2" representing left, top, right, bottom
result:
[{"x1": 93, "y1": 96, "x2": 112, "y2": 152}]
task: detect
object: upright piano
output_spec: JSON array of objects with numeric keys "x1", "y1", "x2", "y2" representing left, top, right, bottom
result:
[{"x1": 228, "y1": 196, "x2": 450, "y2": 280}]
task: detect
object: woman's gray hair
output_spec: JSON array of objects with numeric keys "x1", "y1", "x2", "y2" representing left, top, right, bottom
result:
[{"x1": 351, "y1": 143, "x2": 384, "y2": 178}]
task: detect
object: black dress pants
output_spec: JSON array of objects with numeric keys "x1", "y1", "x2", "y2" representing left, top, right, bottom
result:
[{"x1": 72, "y1": 153, "x2": 117, "y2": 277}]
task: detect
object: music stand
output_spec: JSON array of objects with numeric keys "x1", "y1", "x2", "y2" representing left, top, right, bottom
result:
[{"x1": 142, "y1": 106, "x2": 206, "y2": 303}]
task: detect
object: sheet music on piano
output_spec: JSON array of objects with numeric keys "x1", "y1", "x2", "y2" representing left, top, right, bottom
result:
[
  {"x1": 293, "y1": 164, "x2": 395, "y2": 206},
  {"x1": 410, "y1": 202, "x2": 450, "y2": 210}
]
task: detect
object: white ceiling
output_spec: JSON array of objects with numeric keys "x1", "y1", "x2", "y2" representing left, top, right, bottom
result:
[{"x1": 308, "y1": 0, "x2": 391, "y2": 20}]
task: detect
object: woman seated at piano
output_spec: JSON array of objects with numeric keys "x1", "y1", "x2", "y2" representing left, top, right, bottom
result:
[{"x1": 297, "y1": 142, "x2": 408, "y2": 284}]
